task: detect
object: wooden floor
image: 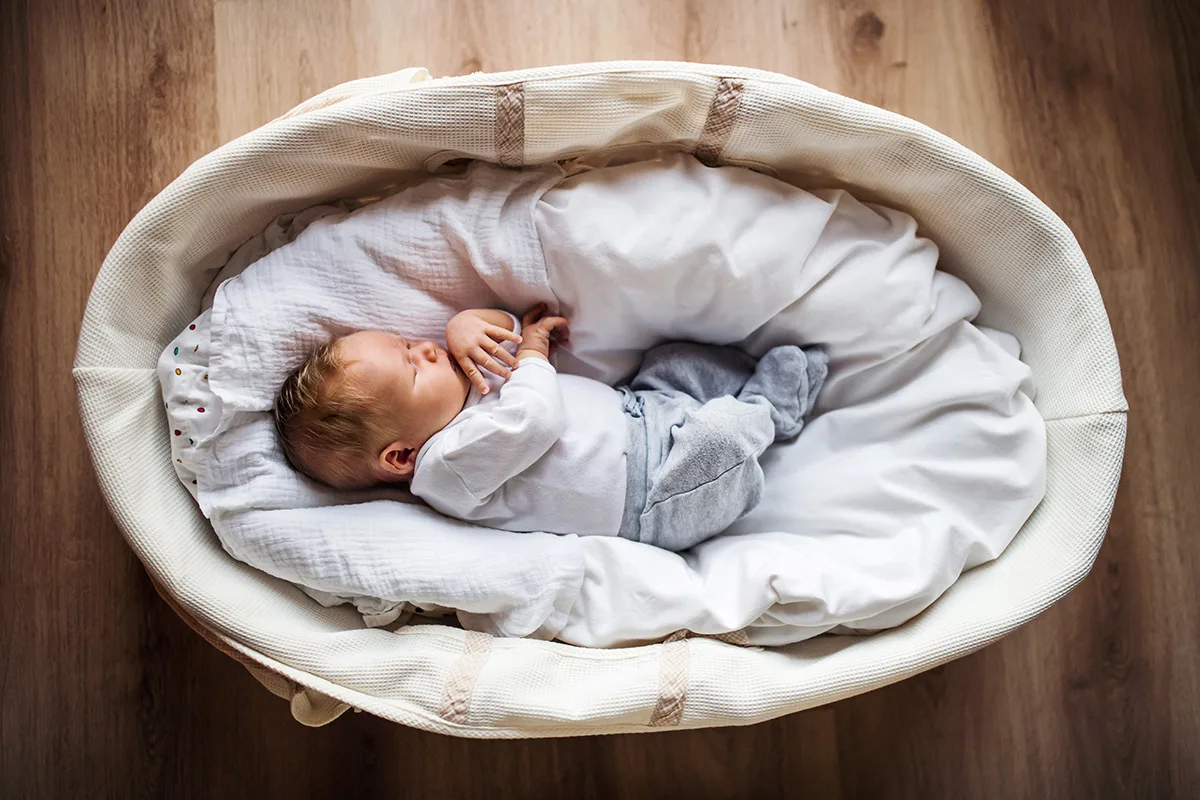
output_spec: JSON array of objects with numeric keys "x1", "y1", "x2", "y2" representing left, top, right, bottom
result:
[{"x1": 2, "y1": 0, "x2": 1198, "y2": 797}]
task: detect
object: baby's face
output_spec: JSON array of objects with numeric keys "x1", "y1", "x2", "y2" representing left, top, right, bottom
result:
[{"x1": 337, "y1": 330, "x2": 470, "y2": 447}]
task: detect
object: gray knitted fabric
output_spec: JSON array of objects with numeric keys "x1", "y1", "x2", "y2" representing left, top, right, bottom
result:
[{"x1": 619, "y1": 342, "x2": 828, "y2": 551}]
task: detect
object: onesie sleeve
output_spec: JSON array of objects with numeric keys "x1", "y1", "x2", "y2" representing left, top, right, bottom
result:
[{"x1": 434, "y1": 359, "x2": 565, "y2": 501}]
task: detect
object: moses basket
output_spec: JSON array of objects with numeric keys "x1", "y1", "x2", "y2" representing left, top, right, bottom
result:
[{"x1": 74, "y1": 62, "x2": 1126, "y2": 735}]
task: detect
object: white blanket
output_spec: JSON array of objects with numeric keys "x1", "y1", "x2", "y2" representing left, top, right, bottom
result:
[{"x1": 173, "y1": 153, "x2": 1045, "y2": 647}]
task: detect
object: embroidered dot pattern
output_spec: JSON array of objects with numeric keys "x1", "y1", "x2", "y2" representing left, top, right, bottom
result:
[{"x1": 167, "y1": 323, "x2": 214, "y2": 481}]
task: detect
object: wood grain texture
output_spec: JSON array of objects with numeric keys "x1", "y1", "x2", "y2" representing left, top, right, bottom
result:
[{"x1": 2, "y1": 0, "x2": 1197, "y2": 797}]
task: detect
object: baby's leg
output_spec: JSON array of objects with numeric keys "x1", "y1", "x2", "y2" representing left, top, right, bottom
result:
[
  {"x1": 629, "y1": 342, "x2": 759, "y2": 403},
  {"x1": 738, "y1": 345, "x2": 829, "y2": 440},
  {"x1": 636, "y1": 395, "x2": 775, "y2": 552}
]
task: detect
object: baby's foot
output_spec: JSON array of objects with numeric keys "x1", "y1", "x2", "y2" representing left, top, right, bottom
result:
[{"x1": 739, "y1": 345, "x2": 828, "y2": 440}]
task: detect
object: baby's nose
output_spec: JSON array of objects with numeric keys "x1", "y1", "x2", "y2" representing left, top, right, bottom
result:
[{"x1": 416, "y1": 341, "x2": 439, "y2": 361}]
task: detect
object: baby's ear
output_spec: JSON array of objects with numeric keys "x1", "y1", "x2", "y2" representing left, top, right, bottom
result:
[{"x1": 379, "y1": 441, "x2": 417, "y2": 480}]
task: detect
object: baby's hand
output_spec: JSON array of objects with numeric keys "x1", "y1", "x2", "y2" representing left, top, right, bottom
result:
[
  {"x1": 517, "y1": 304, "x2": 570, "y2": 362},
  {"x1": 446, "y1": 309, "x2": 522, "y2": 394}
]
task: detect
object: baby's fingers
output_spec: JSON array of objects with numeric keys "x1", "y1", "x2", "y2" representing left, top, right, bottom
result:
[
  {"x1": 537, "y1": 316, "x2": 569, "y2": 333},
  {"x1": 457, "y1": 356, "x2": 491, "y2": 394},
  {"x1": 487, "y1": 341, "x2": 520, "y2": 370},
  {"x1": 522, "y1": 303, "x2": 548, "y2": 327},
  {"x1": 473, "y1": 346, "x2": 513, "y2": 380},
  {"x1": 486, "y1": 325, "x2": 522, "y2": 345}
]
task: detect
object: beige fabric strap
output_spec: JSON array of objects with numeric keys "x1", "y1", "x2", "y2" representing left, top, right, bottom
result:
[
  {"x1": 709, "y1": 629, "x2": 752, "y2": 647},
  {"x1": 496, "y1": 84, "x2": 525, "y2": 166},
  {"x1": 440, "y1": 630, "x2": 494, "y2": 725},
  {"x1": 695, "y1": 78, "x2": 745, "y2": 166},
  {"x1": 648, "y1": 631, "x2": 690, "y2": 727}
]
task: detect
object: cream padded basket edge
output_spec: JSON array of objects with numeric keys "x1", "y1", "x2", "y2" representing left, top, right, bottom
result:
[{"x1": 74, "y1": 62, "x2": 1127, "y2": 736}]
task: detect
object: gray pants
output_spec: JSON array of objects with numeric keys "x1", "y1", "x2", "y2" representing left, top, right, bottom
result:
[{"x1": 618, "y1": 342, "x2": 828, "y2": 551}]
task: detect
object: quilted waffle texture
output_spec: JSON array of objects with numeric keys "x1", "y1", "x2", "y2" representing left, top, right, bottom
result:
[{"x1": 74, "y1": 62, "x2": 1126, "y2": 735}]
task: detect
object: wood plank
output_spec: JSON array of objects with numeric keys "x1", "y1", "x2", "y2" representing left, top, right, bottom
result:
[{"x1": 213, "y1": 0, "x2": 692, "y2": 141}]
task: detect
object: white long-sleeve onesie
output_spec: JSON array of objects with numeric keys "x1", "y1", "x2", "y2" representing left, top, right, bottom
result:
[{"x1": 409, "y1": 352, "x2": 628, "y2": 536}]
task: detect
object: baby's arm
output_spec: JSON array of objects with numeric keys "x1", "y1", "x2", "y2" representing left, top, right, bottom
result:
[
  {"x1": 435, "y1": 359, "x2": 566, "y2": 500},
  {"x1": 446, "y1": 308, "x2": 522, "y2": 394}
]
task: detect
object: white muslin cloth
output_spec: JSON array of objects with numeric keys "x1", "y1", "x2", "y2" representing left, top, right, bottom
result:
[{"x1": 166, "y1": 152, "x2": 1045, "y2": 647}]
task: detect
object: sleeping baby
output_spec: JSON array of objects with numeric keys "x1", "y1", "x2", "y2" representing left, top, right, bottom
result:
[{"x1": 274, "y1": 305, "x2": 827, "y2": 551}]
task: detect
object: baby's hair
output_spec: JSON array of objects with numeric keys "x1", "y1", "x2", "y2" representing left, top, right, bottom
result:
[{"x1": 274, "y1": 340, "x2": 383, "y2": 489}]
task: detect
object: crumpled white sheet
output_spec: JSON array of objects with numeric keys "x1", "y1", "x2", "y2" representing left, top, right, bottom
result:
[
  {"x1": 541, "y1": 153, "x2": 1046, "y2": 645},
  {"x1": 173, "y1": 153, "x2": 1045, "y2": 648}
]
